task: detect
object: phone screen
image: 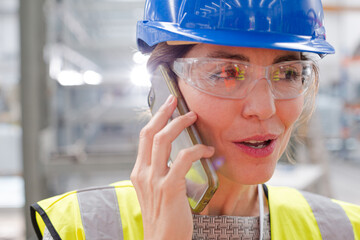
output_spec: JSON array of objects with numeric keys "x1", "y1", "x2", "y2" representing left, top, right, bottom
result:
[{"x1": 148, "y1": 64, "x2": 218, "y2": 213}]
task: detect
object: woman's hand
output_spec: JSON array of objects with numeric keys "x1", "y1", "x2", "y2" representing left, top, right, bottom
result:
[{"x1": 131, "y1": 95, "x2": 215, "y2": 240}]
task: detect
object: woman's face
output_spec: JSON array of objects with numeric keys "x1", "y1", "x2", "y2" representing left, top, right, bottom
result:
[{"x1": 178, "y1": 44, "x2": 304, "y2": 184}]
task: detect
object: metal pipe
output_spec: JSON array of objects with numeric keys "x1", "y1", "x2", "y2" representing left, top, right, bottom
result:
[{"x1": 20, "y1": 0, "x2": 47, "y2": 238}]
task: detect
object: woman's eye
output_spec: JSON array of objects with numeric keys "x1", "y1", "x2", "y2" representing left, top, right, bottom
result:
[
  {"x1": 285, "y1": 69, "x2": 299, "y2": 80},
  {"x1": 212, "y1": 66, "x2": 245, "y2": 80},
  {"x1": 273, "y1": 68, "x2": 299, "y2": 81}
]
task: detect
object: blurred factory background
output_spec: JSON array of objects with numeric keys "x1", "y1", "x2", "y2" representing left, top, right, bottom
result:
[{"x1": 0, "y1": 0, "x2": 360, "y2": 239}]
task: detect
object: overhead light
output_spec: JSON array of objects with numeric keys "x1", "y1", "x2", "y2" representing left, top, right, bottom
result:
[
  {"x1": 131, "y1": 65, "x2": 151, "y2": 87},
  {"x1": 57, "y1": 70, "x2": 84, "y2": 86},
  {"x1": 132, "y1": 51, "x2": 149, "y2": 64},
  {"x1": 83, "y1": 70, "x2": 103, "y2": 85},
  {"x1": 49, "y1": 57, "x2": 62, "y2": 80}
]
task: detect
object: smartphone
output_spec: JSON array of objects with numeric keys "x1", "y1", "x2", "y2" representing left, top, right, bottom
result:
[{"x1": 148, "y1": 64, "x2": 219, "y2": 213}]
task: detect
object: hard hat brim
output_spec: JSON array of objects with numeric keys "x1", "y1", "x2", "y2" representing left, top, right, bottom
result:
[{"x1": 137, "y1": 21, "x2": 335, "y2": 55}]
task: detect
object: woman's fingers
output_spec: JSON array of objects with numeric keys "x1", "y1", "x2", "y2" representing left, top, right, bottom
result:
[
  {"x1": 131, "y1": 94, "x2": 214, "y2": 240},
  {"x1": 135, "y1": 95, "x2": 176, "y2": 168},
  {"x1": 168, "y1": 144, "x2": 215, "y2": 181},
  {"x1": 151, "y1": 111, "x2": 198, "y2": 175}
]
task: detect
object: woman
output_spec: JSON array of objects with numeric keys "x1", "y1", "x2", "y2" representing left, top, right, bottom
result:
[{"x1": 31, "y1": 0, "x2": 360, "y2": 239}]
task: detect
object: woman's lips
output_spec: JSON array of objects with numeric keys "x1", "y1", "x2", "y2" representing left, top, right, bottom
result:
[{"x1": 233, "y1": 136, "x2": 277, "y2": 158}]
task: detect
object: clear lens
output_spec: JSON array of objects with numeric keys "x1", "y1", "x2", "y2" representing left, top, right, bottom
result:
[
  {"x1": 269, "y1": 61, "x2": 312, "y2": 99},
  {"x1": 190, "y1": 59, "x2": 250, "y2": 97},
  {"x1": 173, "y1": 58, "x2": 314, "y2": 99}
]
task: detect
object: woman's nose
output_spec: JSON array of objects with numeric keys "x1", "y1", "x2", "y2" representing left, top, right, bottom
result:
[{"x1": 241, "y1": 78, "x2": 276, "y2": 120}]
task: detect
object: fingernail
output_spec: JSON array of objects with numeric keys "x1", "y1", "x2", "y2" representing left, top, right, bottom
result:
[
  {"x1": 212, "y1": 156, "x2": 225, "y2": 170},
  {"x1": 207, "y1": 146, "x2": 215, "y2": 152},
  {"x1": 166, "y1": 95, "x2": 175, "y2": 105},
  {"x1": 187, "y1": 111, "x2": 196, "y2": 119}
]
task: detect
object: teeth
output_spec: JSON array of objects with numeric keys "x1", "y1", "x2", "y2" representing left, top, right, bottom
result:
[
  {"x1": 241, "y1": 139, "x2": 271, "y2": 149},
  {"x1": 251, "y1": 144, "x2": 266, "y2": 149},
  {"x1": 245, "y1": 140, "x2": 264, "y2": 144}
]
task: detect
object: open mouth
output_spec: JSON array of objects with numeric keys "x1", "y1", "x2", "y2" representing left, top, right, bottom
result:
[
  {"x1": 233, "y1": 136, "x2": 277, "y2": 157},
  {"x1": 239, "y1": 140, "x2": 273, "y2": 149}
]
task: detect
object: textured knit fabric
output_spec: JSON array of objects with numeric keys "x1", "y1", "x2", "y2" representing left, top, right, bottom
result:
[{"x1": 192, "y1": 214, "x2": 271, "y2": 240}]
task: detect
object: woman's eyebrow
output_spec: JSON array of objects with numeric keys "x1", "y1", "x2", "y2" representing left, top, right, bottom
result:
[
  {"x1": 273, "y1": 54, "x2": 300, "y2": 64},
  {"x1": 206, "y1": 51, "x2": 250, "y2": 62},
  {"x1": 206, "y1": 51, "x2": 300, "y2": 63}
]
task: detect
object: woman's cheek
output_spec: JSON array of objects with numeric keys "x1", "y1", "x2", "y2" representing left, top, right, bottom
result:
[
  {"x1": 275, "y1": 97, "x2": 305, "y2": 157},
  {"x1": 178, "y1": 81, "x2": 230, "y2": 145},
  {"x1": 276, "y1": 97, "x2": 304, "y2": 127}
]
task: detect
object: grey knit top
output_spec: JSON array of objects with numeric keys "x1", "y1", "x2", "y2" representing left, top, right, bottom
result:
[{"x1": 192, "y1": 213, "x2": 271, "y2": 240}]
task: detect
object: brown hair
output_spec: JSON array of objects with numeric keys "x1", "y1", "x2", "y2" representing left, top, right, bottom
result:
[
  {"x1": 147, "y1": 42, "x2": 195, "y2": 73},
  {"x1": 285, "y1": 54, "x2": 319, "y2": 163}
]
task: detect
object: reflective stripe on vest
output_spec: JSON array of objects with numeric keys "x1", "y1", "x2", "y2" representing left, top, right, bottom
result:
[
  {"x1": 32, "y1": 182, "x2": 358, "y2": 240},
  {"x1": 301, "y1": 191, "x2": 355, "y2": 240},
  {"x1": 268, "y1": 185, "x2": 355, "y2": 240},
  {"x1": 77, "y1": 186, "x2": 124, "y2": 240}
]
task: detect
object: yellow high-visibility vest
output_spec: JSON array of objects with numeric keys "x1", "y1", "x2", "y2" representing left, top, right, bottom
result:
[{"x1": 31, "y1": 180, "x2": 360, "y2": 240}]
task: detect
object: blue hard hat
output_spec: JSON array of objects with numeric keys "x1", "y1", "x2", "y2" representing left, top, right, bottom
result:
[{"x1": 137, "y1": 0, "x2": 334, "y2": 55}]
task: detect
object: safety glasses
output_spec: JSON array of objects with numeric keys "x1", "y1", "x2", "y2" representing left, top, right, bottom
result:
[{"x1": 172, "y1": 58, "x2": 316, "y2": 100}]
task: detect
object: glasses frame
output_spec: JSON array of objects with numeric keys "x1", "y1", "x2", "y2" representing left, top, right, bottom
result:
[{"x1": 172, "y1": 57, "x2": 317, "y2": 100}]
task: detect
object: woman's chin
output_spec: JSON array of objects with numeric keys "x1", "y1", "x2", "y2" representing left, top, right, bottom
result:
[{"x1": 217, "y1": 160, "x2": 277, "y2": 185}]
